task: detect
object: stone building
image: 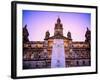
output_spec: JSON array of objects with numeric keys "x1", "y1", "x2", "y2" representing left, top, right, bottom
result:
[{"x1": 23, "y1": 17, "x2": 91, "y2": 69}]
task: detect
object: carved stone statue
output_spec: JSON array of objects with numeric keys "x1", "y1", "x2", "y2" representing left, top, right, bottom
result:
[
  {"x1": 85, "y1": 27, "x2": 91, "y2": 43},
  {"x1": 45, "y1": 30, "x2": 50, "y2": 40},
  {"x1": 23, "y1": 24, "x2": 29, "y2": 43},
  {"x1": 67, "y1": 31, "x2": 72, "y2": 39}
]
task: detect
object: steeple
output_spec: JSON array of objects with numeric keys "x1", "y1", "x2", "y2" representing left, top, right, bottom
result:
[{"x1": 54, "y1": 17, "x2": 63, "y2": 36}]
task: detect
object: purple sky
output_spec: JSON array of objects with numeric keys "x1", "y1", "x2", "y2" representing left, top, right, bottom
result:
[{"x1": 23, "y1": 10, "x2": 91, "y2": 41}]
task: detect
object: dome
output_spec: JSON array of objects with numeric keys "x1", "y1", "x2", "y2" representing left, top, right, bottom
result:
[{"x1": 57, "y1": 17, "x2": 61, "y2": 23}]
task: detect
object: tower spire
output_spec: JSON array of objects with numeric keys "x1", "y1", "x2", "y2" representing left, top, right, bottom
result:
[{"x1": 54, "y1": 17, "x2": 63, "y2": 36}]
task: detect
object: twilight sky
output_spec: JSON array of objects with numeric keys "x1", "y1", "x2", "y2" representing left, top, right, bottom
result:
[{"x1": 23, "y1": 10, "x2": 91, "y2": 41}]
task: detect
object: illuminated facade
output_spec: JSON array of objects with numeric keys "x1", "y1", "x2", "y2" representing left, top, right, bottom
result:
[{"x1": 23, "y1": 17, "x2": 91, "y2": 69}]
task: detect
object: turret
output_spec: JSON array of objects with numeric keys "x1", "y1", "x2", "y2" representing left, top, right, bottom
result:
[{"x1": 54, "y1": 17, "x2": 63, "y2": 36}]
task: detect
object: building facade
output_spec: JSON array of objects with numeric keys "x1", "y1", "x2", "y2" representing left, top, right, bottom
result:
[{"x1": 23, "y1": 17, "x2": 91, "y2": 69}]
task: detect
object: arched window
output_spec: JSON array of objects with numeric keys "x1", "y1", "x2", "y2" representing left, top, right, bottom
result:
[
  {"x1": 76, "y1": 61, "x2": 79, "y2": 66},
  {"x1": 83, "y1": 61, "x2": 85, "y2": 65}
]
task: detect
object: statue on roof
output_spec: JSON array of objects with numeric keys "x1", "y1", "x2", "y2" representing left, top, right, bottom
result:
[
  {"x1": 85, "y1": 27, "x2": 91, "y2": 43},
  {"x1": 67, "y1": 31, "x2": 72, "y2": 39},
  {"x1": 23, "y1": 24, "x2": 29, "y2": 43},
  {"x1": 45, "y1": 30, "x2": 50, "y2": 40}
]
